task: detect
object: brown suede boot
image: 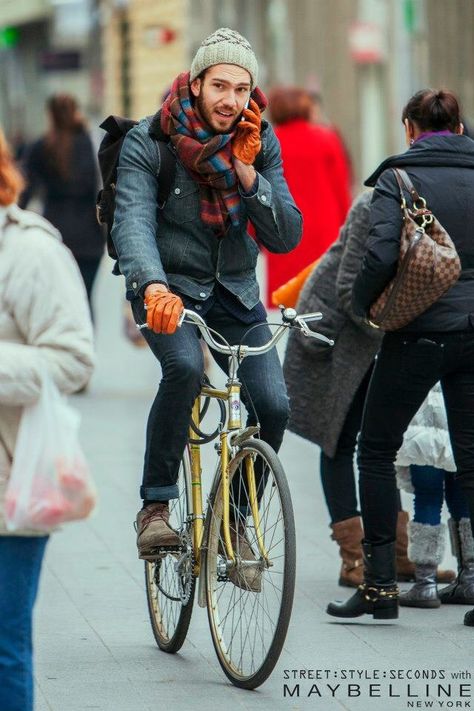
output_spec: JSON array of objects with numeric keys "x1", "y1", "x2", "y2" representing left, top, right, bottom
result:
[
  {"x1": 396, "y1": 511, "x2": 456, "y2": 584},
  {"x1": 136, "y1": 503, "x2": 180, "y2": 561},
  {"x1": 331, "y1": 517, "x2": 364, "y2": 588}
]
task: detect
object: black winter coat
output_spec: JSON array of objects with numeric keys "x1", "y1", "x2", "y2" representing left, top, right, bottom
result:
[
  {"x1": 20, "y1": 130, "x2": 105, "y2": 260},
  {"x1": 353, "y1": 134, "x2": 474, "y2": 332}
]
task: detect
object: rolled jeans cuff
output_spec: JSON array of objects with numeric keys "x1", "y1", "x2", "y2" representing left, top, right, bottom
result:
[{"x1": 140, "y1": 484, "x2": 179, "y2": 501}]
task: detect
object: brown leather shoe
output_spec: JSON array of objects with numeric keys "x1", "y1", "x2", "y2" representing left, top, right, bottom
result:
[
  {"x1": 330, "y1": 517, "x2": 364, "y2": 588},
  {"x1": 136, "y1": 503, "x2": 180, "y2": 561},
  {"x1": 225, "y1": 522, "x2": 262, "y2": 593}
]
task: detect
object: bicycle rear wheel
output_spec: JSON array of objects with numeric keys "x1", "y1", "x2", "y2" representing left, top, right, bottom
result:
[
  {"x1": 204, "y1": 439, "x2": 296, "y2": 688},
  {"x1": 145, "y1": 448, "x2": 195, "y2": 653}
]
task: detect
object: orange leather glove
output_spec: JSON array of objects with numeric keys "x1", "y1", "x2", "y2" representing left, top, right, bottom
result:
[
  {"x1": 232, "y1": 98, "x2": 262, "y2": 165},
  {"x1": 145, "y1": 290, "x2": 184, "y2": 334}
]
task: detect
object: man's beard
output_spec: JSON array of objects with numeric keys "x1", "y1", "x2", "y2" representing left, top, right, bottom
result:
[{"x1": 195, "y1": 92, "x2": 240, "y2": 135}]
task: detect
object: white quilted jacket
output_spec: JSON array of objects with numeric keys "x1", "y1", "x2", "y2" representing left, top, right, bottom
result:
[
  {"x1": 395, "y1": 383, "x2": 456, "y2": 492},
  {"x1": 0, "y1": 204, "x2": 95, "y2": 535}
]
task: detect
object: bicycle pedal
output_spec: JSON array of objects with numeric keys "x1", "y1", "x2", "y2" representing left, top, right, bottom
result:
[
  {"x1": 140, "y1": 544, "x2": 183, "y2": 561},
  {"x1": 155, "y1": 544, "x2": 183, "y2": 553}
]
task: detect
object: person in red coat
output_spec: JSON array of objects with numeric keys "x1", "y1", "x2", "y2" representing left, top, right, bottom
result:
[{"x1": 266, "y1": 87, "x2": 352, "y2": 305}]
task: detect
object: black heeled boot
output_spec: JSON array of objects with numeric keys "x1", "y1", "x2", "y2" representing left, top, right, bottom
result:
[{"x1": 326, "y1": 541, "x2": 399, "y2": 620}]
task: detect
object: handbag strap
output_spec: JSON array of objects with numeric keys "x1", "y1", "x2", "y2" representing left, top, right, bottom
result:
[{"x1": 392, "y1": 168, "x2": 422, "y2": 203}]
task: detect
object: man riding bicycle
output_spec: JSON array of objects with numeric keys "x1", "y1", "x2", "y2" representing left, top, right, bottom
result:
[{"x1": 111, "y1": 28, "x2": 302, "y2": 585}]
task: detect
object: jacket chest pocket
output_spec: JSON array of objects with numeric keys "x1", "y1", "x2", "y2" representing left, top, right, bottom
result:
[{"x1": 163, "y1": 179, "x2": 200, "y2": 224}]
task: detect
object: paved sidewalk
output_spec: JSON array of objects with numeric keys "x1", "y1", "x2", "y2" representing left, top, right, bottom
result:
[{"x1": 35, "y1": 262, "x2": 474, "y2": 711}]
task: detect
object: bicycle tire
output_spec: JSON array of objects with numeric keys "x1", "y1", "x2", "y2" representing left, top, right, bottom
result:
[
  {"x1": 204, "y1": 439, "x2": 296, "y2": 689},
  {"x1": 144, "y1": 447, "x2": 196, "y2": 653}
]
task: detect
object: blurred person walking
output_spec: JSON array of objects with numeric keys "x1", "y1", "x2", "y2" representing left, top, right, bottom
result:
[
  {"x1": 19, "y1": 94, "x2": 105, "y2": 315},
  {"x1": 266, "y1": 87, "x2": 351, "y2": 305},
  {"x1": 284, "y1": 192, "x2": 453, "y2": 588},
  {"x1": 326, "y1": 89, "x2": 474, "y2": 626},
  {"x1": 0, "y1": 129, "x2": 95, "y2": 711}
]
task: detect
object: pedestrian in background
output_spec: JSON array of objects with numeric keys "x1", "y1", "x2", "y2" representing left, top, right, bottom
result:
[
  {"x1": 284, "y1": 191, "x2": 453, "y2": 589},
  {"x1": 19, "y1": 93, "x2": 105, "y2": 316},
  {"x1": 327, "y1": 89, "x2": 474, "y2": 626},
  {"x1": 266, "y1": 86, "x2": 351, "y2": 305},
  {"x1": 0, "y1": 128, "x2": 95, "y2": 711}
]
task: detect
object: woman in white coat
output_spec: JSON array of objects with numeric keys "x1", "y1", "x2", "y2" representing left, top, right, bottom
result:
[{"x1": 0, "y1": 129, "x2": 95, "y2": 711}]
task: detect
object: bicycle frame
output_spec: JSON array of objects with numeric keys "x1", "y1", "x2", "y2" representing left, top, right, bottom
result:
[
  {"x1": 138, "y1": 306, "x2": 333, "y2": 581},
  {"x1": 188, "y1": 378, "x2": 269, "y2": 580}
]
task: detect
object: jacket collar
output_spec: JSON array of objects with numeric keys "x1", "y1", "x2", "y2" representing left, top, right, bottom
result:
[{"x1": 364, "y1": 134, "x2": 474, "y2": 186}]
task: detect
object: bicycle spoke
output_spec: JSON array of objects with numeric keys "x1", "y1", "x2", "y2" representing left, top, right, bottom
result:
[
  {"x1": 145, "y1": 453, "x2": 194, "y2": 652},
  {"x1": 206, "y1": 442, "x2": 295, "y2": 687}
]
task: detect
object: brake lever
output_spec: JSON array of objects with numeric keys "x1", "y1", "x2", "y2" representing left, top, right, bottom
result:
[{"x1": 296, "y1": 317, "x2": 334, "y2": 346}]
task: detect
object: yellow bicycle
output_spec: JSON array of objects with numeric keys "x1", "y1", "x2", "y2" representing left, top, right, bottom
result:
[{"x1": 142, "y1": 306, "x2": 332, "y2": 688}]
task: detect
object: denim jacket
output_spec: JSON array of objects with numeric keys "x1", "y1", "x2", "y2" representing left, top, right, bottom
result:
[{"x1": 111, "y1": 117, "x2": 302, "y2": 308}]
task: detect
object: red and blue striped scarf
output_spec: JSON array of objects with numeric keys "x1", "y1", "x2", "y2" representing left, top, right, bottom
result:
[{"x1": 160, "y1": 71, "x2": 266, "y2": 235}]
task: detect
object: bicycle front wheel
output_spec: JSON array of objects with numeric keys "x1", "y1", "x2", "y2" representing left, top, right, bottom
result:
[
  {"x1": 145, "y1": 447, "x2": 195, "y2": 653},
  {"x1": 205, "y1": 439, "x2": 296, "y2": 689}
]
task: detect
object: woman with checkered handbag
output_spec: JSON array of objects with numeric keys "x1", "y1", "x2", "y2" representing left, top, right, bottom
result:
[{"x1": 326, "y1": 89, "x2": 474, "y2": 627}]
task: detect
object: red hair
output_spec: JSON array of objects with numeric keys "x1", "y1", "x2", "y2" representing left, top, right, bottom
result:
[
  {"x1": 268, "y1": 87, "x2": 313, "y2": 126},
  {"x1": 0, "y1": 129, "x2": 25, "y2": 206}
]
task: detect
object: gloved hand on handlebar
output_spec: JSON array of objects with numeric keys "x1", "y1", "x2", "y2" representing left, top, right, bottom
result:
[{"x1": 144, "y1": 287, "x2": 184, "y2": 334}]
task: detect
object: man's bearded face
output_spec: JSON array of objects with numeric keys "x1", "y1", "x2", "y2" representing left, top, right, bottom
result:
[{"x1": 191, "y1": 64, "x2": 251, "y2": 134}]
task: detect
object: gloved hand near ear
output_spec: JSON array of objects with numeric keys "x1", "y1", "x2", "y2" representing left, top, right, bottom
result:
[
  {"x1": 144, "y1": 285, "x2": 184, "y2": 334},
  {"x1": 232, "y1": 98, "x2": 262, "y2": 165}
]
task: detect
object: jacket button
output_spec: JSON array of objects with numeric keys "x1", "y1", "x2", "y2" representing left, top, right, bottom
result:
[
  {"x1": 174, "y1": 187, "x2": 181, "y2": 195},
  {"x1": 132, "y1": 281, "x2": 137, "y2": 289},
  {"x1": 195, "y1": 304, "x2": 202, "y2": 311},
  {"x1": 261, "y1": 194, "x2": 267, "y2": 202},
  {"x1": 199, "y1": 291, "x2": 206, "y2": 298}
]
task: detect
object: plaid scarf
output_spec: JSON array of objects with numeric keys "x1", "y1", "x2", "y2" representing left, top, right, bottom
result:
[{"x1": 160, "y1": 71, "x2": 267, "y2": 235}]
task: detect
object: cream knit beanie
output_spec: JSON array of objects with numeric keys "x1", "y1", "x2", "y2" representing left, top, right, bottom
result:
[{"x1": 190, "y1": 28, "x2": 258, "y2": 88}]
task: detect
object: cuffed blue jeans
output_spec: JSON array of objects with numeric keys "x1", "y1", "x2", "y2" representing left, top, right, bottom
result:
[
  {"x1": 131, "y1": 298, "x2": 290, "y2": 501},
  {"x1": 0, "y1": 535, "x2": 48, "y2": 711}
]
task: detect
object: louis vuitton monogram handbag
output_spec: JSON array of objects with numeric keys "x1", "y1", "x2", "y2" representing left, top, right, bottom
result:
[{"x1": 369, "y1": 168, "x2": 461, "y2": 331}]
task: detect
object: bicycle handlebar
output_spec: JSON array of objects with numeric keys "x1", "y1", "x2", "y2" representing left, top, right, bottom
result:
[
  {"x1": 137, "y1": 306, "x2": 333, "y2": 356},
  {"x1": 185, "y1": 307, "x2": 333, "y2": 356}
]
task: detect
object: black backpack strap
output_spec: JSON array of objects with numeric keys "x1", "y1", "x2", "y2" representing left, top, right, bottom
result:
[
  {"x1": 156, "y1": 142, "x2": 177, "y2": 208},
  {"x1": 147, "y1": 109, "x2": 177, "y2": 207}
]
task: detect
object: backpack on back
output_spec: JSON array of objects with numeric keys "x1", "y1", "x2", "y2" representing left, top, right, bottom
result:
[
  {"x1": 96, "y1": 112, "x2": 176, "y2": 260},
  {"x1": 96, "y1": 112, "x2": 267, "y2": 261}
]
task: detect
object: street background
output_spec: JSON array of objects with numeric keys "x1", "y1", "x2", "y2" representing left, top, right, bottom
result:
[
  {"x1": 34, "y1": 259, "x2": 474, "y2": 711},
  {"x1": 1, "y1": 1, "x2": 474, "y2": 186}
]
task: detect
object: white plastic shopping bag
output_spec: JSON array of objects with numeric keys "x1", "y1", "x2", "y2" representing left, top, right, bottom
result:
[{"x1": 5, "y1": 370, "x2": 97, "y2": 531}]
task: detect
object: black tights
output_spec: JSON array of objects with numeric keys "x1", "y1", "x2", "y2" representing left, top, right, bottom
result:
[{"x1": 320, "y1": 365, "x2": 401, "y2": 524}]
